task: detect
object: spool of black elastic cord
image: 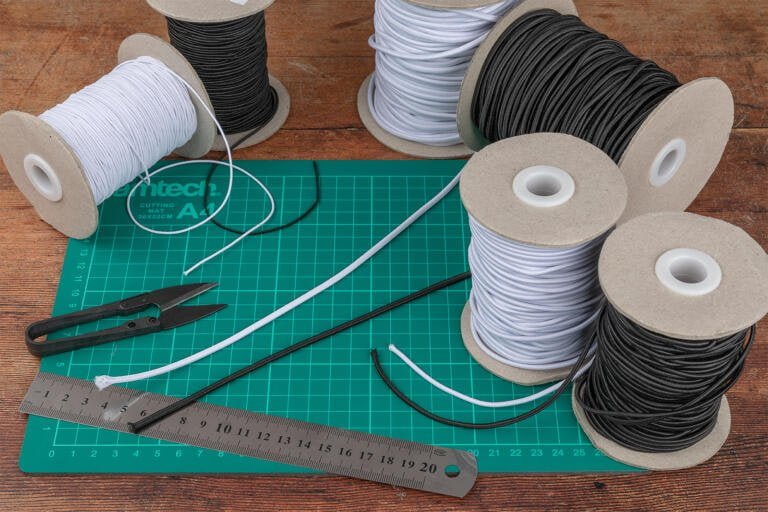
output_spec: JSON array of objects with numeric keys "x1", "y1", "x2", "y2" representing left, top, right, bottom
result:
[
  {"x1": 167, "y1": 14, "x2": 278, "y2": 136},
  {"x1": 457, "y1": 4, "x2": 733, "y2": 222},
  {"x1": 471, "y1": 9, "x2": 679, "y2": 164},
  {"x1": 574, "y1": 304, "x2": 755, "y2": 454}
]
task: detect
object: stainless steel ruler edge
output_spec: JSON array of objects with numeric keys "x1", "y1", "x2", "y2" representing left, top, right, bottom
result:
[{"x1": 21, "y1": 372, "x2": 478, "y2": 497}]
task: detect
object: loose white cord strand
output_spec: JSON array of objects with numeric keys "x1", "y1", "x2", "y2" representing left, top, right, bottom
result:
[
  {"x1": 368, "y1": 0, "x2": 518, "y2": 146},
  {"x1": 40, "y1": 56, "x2": 275, "y2": 275},
  {"x1": 388, "y1": 344, "x2": 593, "y2": 408},
  {"x1": 94, "y1": 171, "x2": 463, "y2": 389}
]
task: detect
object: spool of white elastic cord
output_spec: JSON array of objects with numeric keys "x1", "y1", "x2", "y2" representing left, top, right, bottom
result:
[
  {"x1": 7, "y1": 54, "x2": 275, "y2": 275},
  {"x1": 386, "y1": 217, "x2": 605, "y2": 410},
  {"x1": 376, "y1": 134, "x2": 627, "y2": 409},
  {"x1": 362, "y1": 0, "x2": 518, "y2": 156}
]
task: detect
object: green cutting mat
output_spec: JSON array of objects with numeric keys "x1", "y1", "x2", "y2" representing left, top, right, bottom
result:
[{"x1": 20, "y1": 159, "x2": 636, "y2": 474}]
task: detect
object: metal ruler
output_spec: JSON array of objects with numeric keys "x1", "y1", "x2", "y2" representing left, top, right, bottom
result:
[{"x1": 21, "y1": 373, "x2": 477, "y2": 497}]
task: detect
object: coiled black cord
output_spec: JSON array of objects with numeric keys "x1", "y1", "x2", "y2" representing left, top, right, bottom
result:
[
  {"x1": 575, "y1": 304, "x2": 754, "y2": 453},
  {"x1": 167, "y1": 14, "x2": 278, "y2": 135},
  {"x1": 472, "y1": 9, "x2": 680, "y2": 163}
]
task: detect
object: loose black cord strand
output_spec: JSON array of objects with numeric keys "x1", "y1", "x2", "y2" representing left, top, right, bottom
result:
[
  {"x1": 129, "y1": 271, "x2": 471, "y2": 433},
  {"x1": 472, "y1": 10, "x2": 680, "y2": 163},
  {"x1": 167, "y1": 14, "x2": 278, "y2": 135},
  {"x1": 574, "y1": 305, "x2": 755, "y2": 453},
  {"x1": 371, "y1": 311, "x2": 597, "y2": 430}
]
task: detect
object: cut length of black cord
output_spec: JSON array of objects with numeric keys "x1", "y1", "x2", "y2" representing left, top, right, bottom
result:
[
  {"x1": 372, "y1": 316, "x2": 595, "y2": 430},
  {"x1": 471, "y1": 9, "x2": 680, "y2": 163},
  {"x1": 575, "y1": 304, "x2": 755, "y2": 453},
  {"x1": 129, "y1": 271, "x2": 471, "y2": 433},
  {"x1": 167, "y1": 14, "x2": 278, "y2": 135}
]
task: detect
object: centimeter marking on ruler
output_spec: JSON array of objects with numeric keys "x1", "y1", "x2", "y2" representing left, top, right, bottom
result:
[{"x1": 21, "y1": 373, "x2": 477, "y2": 498}]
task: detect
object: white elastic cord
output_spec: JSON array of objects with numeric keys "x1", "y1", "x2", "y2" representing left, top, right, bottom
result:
[
  {"x1": 468, "y1": 215, "x2": 606, "y2": 371},
  {"x1": 368, "y1": 0, "x2": 518, "y2": 146},
  {"x1": 388, "y1": 344, "x2": 593, "y2": 408},
  {"x1": 94, "y1": 172, "x2": 463, "y2": 389},
  {"x1": 40, "y1": 56, "x2": 275, "y2": 275},
  {"x1": 126, "y1": 160, "x2": 276, "y2": 276}
]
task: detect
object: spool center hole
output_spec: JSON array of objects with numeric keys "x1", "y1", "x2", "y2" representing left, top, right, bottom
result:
[
  {"x1": 526, "y1": 174, "x2": 562, "y2": 197},
  {"x1": 658, "y1": 148, "x2": 679, "y2": 180},
  {"x1": 669, "y1": 257, "x2": 708, "y2": 285},
  {"x1": 30, "y1": 164, "x2": 55, "y2": 195}
]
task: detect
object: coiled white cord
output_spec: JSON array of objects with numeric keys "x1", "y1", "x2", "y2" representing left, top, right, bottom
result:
[
  {"x1": 387, "y1": 215, "x2": 607, "y2": 408},
  {"x1": 39, "y1": 56, "x2": 275, "y2": 275},
  {"x1": 367, "y1": 0, "x2": 518, "y2": 146},
  {"x1": 94, "y1": 171, "x2": 463, "y2": 389}
]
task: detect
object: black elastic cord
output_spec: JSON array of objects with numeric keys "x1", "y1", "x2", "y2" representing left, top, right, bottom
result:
[
  {"x1": 371, "y1": 312, "x2": 597, "y2": 430},
  {"x1": 167, "y1": 14, "x2": 278, "y2": 135},
  {"x1": 472, "y1": 9, "x2": 680, "y2": 163},
  {"x1": 203, "y1": 160, "x2": 321, "y2": 236},
  {"x1": 128, "y1": 272, "x2": 471, "y2": 433},
  {"x1": 574, "y1": 305, "x2": 754, "y2": 453}
]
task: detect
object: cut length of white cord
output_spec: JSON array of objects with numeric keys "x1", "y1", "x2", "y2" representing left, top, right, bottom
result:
[
  {"x1": 468, "y1": 216, "x2": 605, "y2": 371},
  {"x1": 95, "y1": 171, "x2": 463, "y2": 389},
  {"x1": 40, "y1": 56, "x2": 275, "y2": 275},
  {"x1": 388, "y1": 344, "x2": 593, "y2": 408},
  {"x1": 368, "y1": 0, "x2": 518, "y2": 146}
]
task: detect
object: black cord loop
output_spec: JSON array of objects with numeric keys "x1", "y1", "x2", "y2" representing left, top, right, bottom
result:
[{"x1": 167, "y1": 13, "x2": 278, "y2": 135}]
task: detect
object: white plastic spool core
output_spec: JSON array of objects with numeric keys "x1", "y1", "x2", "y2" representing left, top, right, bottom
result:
[
  {"x1": 24, "y1": 153, "x2": 63, "y2": 202},
  {"x1": 649, "y1": 138, "x2": 687, "y2": 188},
  {"x1": 513, "y1": 165, "x2": 575, "y2": 208},
  {"x1": 655, "y1": 248, "x2": 722, "y2": 297}
]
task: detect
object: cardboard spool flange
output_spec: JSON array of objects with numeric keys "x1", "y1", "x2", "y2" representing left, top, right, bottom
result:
[
  {"x1": 459, "y1": 134, "x2": 627, "y2": 385},
  {"x1": 456, "y1": 0, "x2": 732, "y2": 223},
  {"x1": 146, "y1": 0, "x2": 275, "y2": 23},
  {"x1": 0, "y1": 111, "x2": 98, "y2": 239},
  {"x1": 211, "y1": 75, "x2": 290, "y2": 151},
  {"x1": 357, "y1": 74, "x2": 472, "y2": 159},
  {"x1": 599, "y1": 212, "x2": 768, "y2": 341},
  {"x1": 119, "y1": 33, "x2": 216, "y2": 159},
  {"x1": 572, "y1": 392, "x2": 732, "y2": 471}
]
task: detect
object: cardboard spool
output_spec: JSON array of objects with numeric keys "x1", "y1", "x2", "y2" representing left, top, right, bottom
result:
[
  {"x1": 573, "y1": 211, "x2": 768, "y2": 470},
  {"x1": 147, "y1": 0, "x2": 290, "y2": 150},
  {"x1": 146, "y1": 0, "x2": 275, "y2": 23},
  {"x1": 459, "y1": 133, "x2": 627, "y2": 385},
  {"x1": 456, "y1": 0, "x2": 733, "y2": 224},
  {"x1": 0, "y1": 34, "x2": 215, "y2": 240}
]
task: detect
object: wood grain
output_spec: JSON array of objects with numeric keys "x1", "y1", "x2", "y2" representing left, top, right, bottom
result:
[{"x1": 0, "y1": 0, "x2": 766, "y2": 510}]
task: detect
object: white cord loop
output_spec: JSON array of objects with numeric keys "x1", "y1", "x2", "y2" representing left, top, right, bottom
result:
[
  {"x1": 40, "y1": 56, "x2": 275, "y2": 275},
  {"x1": 368, "y1": 0, "x2": 518, "y2": 146}
]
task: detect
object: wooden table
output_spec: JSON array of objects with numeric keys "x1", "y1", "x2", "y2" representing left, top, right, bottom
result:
[{"x1": 0, "y1": 1, "x2": 765, "y2": 510}]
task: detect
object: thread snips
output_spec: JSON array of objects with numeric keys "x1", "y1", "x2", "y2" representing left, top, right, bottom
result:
[{"x1": 26, "y1": 283, "x2": 226, "y2": 356}]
